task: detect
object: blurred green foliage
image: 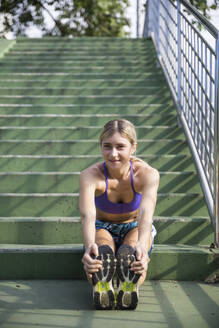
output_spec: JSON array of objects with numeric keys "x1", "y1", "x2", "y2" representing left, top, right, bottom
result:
[{"x1": 0, "y1": 0, "x2": 130, "y2": 37}]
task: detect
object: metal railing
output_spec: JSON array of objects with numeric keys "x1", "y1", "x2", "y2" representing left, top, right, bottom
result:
[{"x1": 144, "y1": 0, "x2": 219, "y2": 246}]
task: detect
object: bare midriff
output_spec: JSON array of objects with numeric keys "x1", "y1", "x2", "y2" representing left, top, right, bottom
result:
[{"x1": 96, "y1": 208, "x2": 138, "y2": 224}]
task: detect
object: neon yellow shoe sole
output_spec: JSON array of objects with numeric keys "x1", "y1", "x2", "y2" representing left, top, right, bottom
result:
[
  {"x1": 116, "y1": 245, "x2": 140, "y2": 310},
  {"x1": 92, "y1": 245, "x2": 116, "y2": 310},
  {"x1": 93, "y1": 281, "x2": 115, "y2": 310}
]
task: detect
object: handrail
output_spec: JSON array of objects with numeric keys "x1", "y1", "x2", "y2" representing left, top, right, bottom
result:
[
  {"x1": 144, "y1": 0, "x2": 219, "y2": 247},
  {"x1": 181, "y1": 0, "x2": 219, "y2": 38}
]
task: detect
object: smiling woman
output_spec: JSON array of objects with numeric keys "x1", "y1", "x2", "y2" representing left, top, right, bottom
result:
[{"x1": 79, "y1": 119, "x2": 159, "y2": 310}]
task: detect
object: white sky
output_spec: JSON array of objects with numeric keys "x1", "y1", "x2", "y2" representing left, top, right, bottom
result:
[{"x1": 2, "y1": 0, "x2": 219, "y2": 39}]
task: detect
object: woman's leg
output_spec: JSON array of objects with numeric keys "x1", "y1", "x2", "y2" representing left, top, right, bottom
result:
[
  {"x1": 122, "y1": 227, "x2": 152, "y2": 286},
  {"x1": 115, "y1": 227, "x2": 153, "y2": 310},
  {"x1": 95, "y1": 228, "x2": 116, "y2": 253},
  {"x1": 85, "y1": 228, "x2": 115, "y2": 283},
  {"x1": 91, "y1": 228, "x2": 116, "y2": 310}
]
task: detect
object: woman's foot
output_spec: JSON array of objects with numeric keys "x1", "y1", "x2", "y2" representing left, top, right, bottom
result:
[
  {"x1": 116, "y1": 244, "x2": 140, "y2": 310},
  {"x1": 92, "y1": 245, "x2": 116, "y2": 310}
]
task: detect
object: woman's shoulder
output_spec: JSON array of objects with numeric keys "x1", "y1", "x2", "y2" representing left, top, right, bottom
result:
[
  {"x1": 132, "y1": 157, "x2": 160, "y2": 183},
  {"x1": 131, "y1": 156, "x2": 154, "y2": 171},
  {"x1": 80, "y1": 161, "x2": 105, "y2": 181}
]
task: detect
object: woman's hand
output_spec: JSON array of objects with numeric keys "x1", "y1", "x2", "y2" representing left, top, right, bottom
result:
[
  {"x1": 81, "y1": 243, "x2": 102, "y2": 280},
  {"x1": 130, "y1": 243, "x2": 150, "y2": 275}
]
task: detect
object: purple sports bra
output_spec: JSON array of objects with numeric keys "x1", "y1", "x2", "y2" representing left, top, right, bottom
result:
[{"x1": 95, "y1": 161, "x2": 142, "y2": 214}]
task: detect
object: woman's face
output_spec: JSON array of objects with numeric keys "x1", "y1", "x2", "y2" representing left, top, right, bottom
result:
[{"x1": 101, "y1": 132, "x2": 136, "y2": 168}]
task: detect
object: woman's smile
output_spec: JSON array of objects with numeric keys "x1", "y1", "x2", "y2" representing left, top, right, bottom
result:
[{"x1": 101, "y1": 132, "x2": 136, "y2": 166}]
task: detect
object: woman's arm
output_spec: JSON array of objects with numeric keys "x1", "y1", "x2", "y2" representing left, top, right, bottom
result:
[
  {"x1": 79, "y1": 170, "x2": 96, "y2": 249},
  {"x1": 131, "y1": 167, "x2": 160, "y2": 274},
  {"x1": 79, "y1": 169, "x2": 102, "y2": 279}
]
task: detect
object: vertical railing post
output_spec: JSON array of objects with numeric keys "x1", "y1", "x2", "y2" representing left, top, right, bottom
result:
[
  {"x1": 136, "y1": 0, "x2": 139, "y2": 38},
  {"x1": 177, "y1": 0, "x2": 182, "y2": 124},
  {"x1": 156, "y1": 0, "x2": 161, "y2": 67},
  {"x1": 143, "y1": 0, "x2": 150, "y2": 38},
  {"x1": 215, "y1": 35, "x2": 219, "y2": 247}
]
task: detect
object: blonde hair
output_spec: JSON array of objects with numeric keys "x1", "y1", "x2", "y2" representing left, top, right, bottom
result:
[{"x1": 99, "y1": 119, "x2": 137, "y2": 146}]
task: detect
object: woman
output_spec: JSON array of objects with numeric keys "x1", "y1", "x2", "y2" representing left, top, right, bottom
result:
[{"x1": 79, "y1": 119, "x2": 159, "y2": 310}]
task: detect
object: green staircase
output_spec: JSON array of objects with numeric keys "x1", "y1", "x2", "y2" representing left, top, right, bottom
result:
[{"x1": 0, "y1": 37, "x2": 217, "y2": 280}]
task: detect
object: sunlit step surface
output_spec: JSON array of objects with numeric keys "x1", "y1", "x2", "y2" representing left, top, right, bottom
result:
[
  {"x1": 0, "y1": 243, "x2": 218, "y2": 280},
  {"x1": 0, "y1": 216, "x2": 213, "y2": 246}
]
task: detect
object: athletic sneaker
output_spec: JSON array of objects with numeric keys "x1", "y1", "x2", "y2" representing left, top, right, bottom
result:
[
  {"x1": 92, "y1": 245, "x2": 116, "y2": 310},
  {"x1": 116, "y1": 244, "x2": 140, "y2": 310}
]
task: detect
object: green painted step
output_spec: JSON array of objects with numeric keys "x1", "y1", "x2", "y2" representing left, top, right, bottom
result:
[
  {"x1": 2, "y1": 55, "x2": 158, "y2": 62},
  {"x1": 154, "y1": 217, "x2": 214, "y2": 246},
  {"x1": 0, "y1": 87, "x2": 169, "y2": 96},
  {"x1": 0, "y1": 139, "x2": 190, "y2": 155},
  {"x1": 0, "y1": 59, "x2": 157, "y2": 66},
  {"x1": 0, "y1": 72, "x2": 164, "y2": 81},
  {"x1": 8, "y1": 39, "x2": 153, "y2": 45},
  {"x1": 0, "y1": 217, "x2": 213, "y2": 246},
  {"x1": 0, "y1": 115, "x2": 177, "y2": 127},
  {"x1": 0, "y1": 126, "x2": 184, "y2": 140},
  {"x1": 8, "y1": 47, "x2": 154, "y2": 52},
  {"x1": 0, "y1": 172, "x2": 202, "y2": 194},
  {"x1": 0, "y1": 243, "x2": 218, "y2": 280},
  {"x1": 9, "y1": 60, "x2": 155, "y2": 66},
  {"x1": 0, "y1": 95, "x2": 171, "y2": 106},
  {"x1": 3, "y1": 55, "x2": 157, "y2": 62},
  {"x1": 0, "y1": 66, "x2": 162, "y2": 74},
  {"x1": 2, "y1": 46, "x2": 155, "y2": 52},
  {"x1": 14, "y1": 41, "x2": 152, "y2": 46},
  {"x1": 12, "y1": 44, "x2": 154, "y2": 49},
  {"x1": 0, "y1": 80, "x2": 166, "y2": 88},
  {"x1": 0, "y1": 193, "x2": 209, "y2": 217},
  {"x1": 0, "y1": 104, "x2": 176, "y2": 115},
  {"x1": 13, "y1": 47, "x2": 148, "y2": 54},
  {"x1": 0, "y1": 155, "x2": 196, "y2": 172},
  {"x1": 0, "y1": 60, "x2": 159, "y2": 69},
  {"x1": 0, "y1": 280, "x2": 218, "y2": 328},
  {"x1": 5, "y1": 45, "x2": 155, "y2": 49},
  {"x1": 0, "y1": 40, "x2": 16, "y2": 58},
  {"x1": 13, "y1": 42, "x2": 154, "y2": 48},
  {"x1": 14, "y1": 39, "x2": 150, "y2": 43},
  {"x1": 16, "y1": 37, "x2": 148, "y2": 41}
]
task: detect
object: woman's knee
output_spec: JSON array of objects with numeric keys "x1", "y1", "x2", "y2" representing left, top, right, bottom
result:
[
  {"x1": 122, "y1": 227, "x2": 138, "y2": 247},
  {"x1": 95, "y1": 229, "x2": 116, "y2": 252},
  {"x1": 122, "y1": 228, "x2": 153, "y2": 253}
]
